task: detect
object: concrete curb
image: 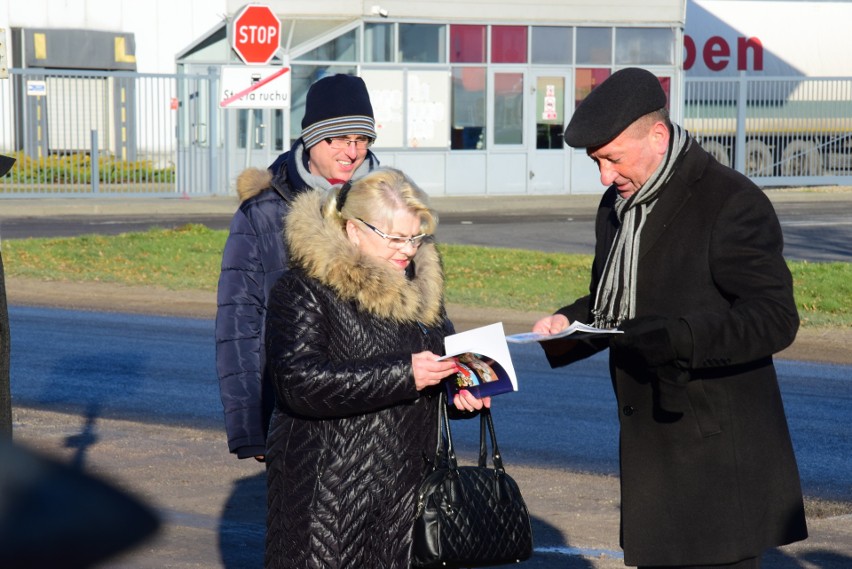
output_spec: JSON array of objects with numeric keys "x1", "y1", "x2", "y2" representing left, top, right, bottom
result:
[{"x1": 1, "y1": 187, "x2": 849, "y2": 219}]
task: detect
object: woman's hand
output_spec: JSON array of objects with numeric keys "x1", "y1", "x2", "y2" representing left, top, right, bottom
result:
[
  {"x1": 453, "y1": 390, "x2": 491, "y2": 412},
  {"x1": 411, "y1": 351, "x2": 458, "y2": 391},
  {"x1": 532, "y1": 314, "x2": 569, "y2": 335}
]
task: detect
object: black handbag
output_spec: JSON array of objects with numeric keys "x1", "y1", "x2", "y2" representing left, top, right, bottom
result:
[{"x1": 412, "y1": 393, "x2": 533, "y2": 568}]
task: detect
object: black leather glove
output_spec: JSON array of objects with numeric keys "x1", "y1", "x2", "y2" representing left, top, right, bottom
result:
[{"x1": 611, "y1": 315, "x2": 692, "y2": 369}]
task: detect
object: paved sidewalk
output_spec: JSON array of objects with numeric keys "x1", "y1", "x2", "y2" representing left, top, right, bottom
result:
[
  {"x1": 1, "y1": 185, "x2": 850, "y2": 220},
  {"x1": 12, "y1": 406, "x2": 852, "y2": 569}
]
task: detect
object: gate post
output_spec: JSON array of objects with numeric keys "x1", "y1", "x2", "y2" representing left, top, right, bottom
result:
[
  {"x1": 91, "y1": 130, "x2": 100, "y2": 194},
  {"x1": 734, "y1": 71, "x2": 747, "y2": 175},
  {"x1": 207, "y1": 66, "x2": 219, "y2": 196}
]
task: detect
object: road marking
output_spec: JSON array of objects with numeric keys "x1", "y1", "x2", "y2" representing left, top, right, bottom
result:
[
  {"x1": 536, "y1": 545, "x2": 624, "y2": 559},
  {"x1": 782, "y1": 220, "x2": 852, "y2": 227}
]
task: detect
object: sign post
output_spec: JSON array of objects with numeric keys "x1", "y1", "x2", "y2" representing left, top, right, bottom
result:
[{"x1": 230, "y1": 4, "x2": 281, "y2": 65}]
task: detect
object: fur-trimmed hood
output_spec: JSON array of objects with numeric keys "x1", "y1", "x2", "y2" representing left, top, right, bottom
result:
[
  {"x1": 236, "y1": 167, "x2": 273, "y2": 202},
  {"x1": 285, "y1": 189, "x2": 445, "y2": 326}
]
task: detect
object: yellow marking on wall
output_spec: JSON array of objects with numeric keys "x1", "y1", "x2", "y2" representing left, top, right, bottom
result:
[
  {"x1": 115, "y1": 36, "x2": 136, "y2": 63},
  {"x1": 34, "y1": 33, "x2": 47, "y2": 59}
]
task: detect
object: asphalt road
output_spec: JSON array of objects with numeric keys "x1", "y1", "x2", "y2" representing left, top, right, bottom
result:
[
  {"x1": 4, "y1": 189, "x2": 852, "y2": 567},
  {"x1": 1, "y1": 195, "x2": 850, "y2": 261},
  {"x1": 8, "y1": 306, "x2": 852, "y2": 569}
]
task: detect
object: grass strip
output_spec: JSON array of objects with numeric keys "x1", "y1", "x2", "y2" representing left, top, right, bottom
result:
[{"x1": 2, "y1": 224, "x2": 849, "y2": 327}]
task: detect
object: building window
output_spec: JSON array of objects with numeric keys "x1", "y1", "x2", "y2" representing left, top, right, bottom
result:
[
  {"x1": 657, "y1": 76, "x2": 672, "y2": 110},
  {"x1": 494, "y1": 72, "x2": 524, "y2": 144},
  {"x1": 536, "y1": 76, "x2": 565, "y2": 149},
  {"x1": 365, "y1": 23, "x2": 393, "y2": 62},
  {"x1": 451, "y1": 67, "x2": 486, "y2": 150},
  {"x1": 450, "y1": 25, "x2": 486, "y2": 63},
  {"x1": 407, "y1": 71, "x2": 451, "y2": 148},
  {"x1": 576, "y1": 27, "x2": 612, "y2": 65},
  {"x1": 294, "y1": 28, "x2": 358, "y2": 62},
  {"x1": 491, "y1": 26, "x2": 527, "y2": 64},
  {"x1": 615, "y1": 28, "x2": 674, "y2": 65},
  {"x1": 399, "y1": 24, "x2": 446, "y2": 63},
  {"x1": 237, "y1": 110, "x2": 264, "y2": 150},
  {"x1": 531, "y1": 26, "x2": 573, "y2": 64},
  {"x1": 273, "y1": 109, "x2": 285, "y2": 151},
  {"x1": 575, "y1": 68, "x2": 611, "y2": 109}
]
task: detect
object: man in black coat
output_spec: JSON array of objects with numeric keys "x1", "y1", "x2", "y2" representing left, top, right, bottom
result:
[
  {"x1": 533, "y1": 68, "x2": 807, "y2": 568},
  {"x1": 0, "y1": 154, "x2": 14, "y2": 437}
]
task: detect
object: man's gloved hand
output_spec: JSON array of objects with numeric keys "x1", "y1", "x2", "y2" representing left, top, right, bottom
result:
[{"x1": 611, "y1": 315, "x2": 692, "y2": 369}]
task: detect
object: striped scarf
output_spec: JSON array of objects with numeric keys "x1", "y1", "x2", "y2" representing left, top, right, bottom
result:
[{"x1": 591, "y1": 123, "x2": 692, "y2": 329}]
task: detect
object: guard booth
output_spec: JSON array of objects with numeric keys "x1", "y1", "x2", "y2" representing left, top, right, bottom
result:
[{"x1": 176, "y1": 0, "x2": 686, "y2": 196}]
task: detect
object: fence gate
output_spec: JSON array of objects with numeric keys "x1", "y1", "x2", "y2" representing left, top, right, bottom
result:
[
  {"x1": 0, "y1": 68, "x2": 221, "y2": 197},
  {"x1": 684, "y1": 75, "x2": 852, "y2": 187}
]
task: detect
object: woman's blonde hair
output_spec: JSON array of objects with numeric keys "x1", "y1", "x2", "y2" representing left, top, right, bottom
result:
[{"x1": 321, "y1": 167, "x2": 438, "y2": 235}]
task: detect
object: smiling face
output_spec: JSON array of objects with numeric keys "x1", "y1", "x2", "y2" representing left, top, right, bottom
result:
[
  {"x1": 587, "y1": 116, "x2": 670, "y2": 199},
  {"x1": 307, "y1": 137, "x2": 369, "y2": 181},
  {"x1": 345, "y1": 209, "x2": 424, "y2": 272}
]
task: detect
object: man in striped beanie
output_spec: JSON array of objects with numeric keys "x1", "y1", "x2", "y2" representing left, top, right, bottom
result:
[
  {"x1": 301, "y1": 74, "x2": 376, "y2": 143},
  {"x1": 216, "y1": 74, "x2": 380, "y2": 463}
]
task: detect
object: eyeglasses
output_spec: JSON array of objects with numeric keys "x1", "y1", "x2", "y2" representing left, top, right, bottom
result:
[
  {"x1": 357, "y1": 218, "x2": 430, "y2": 249},
  {"x1": 325, "y1": 136, "x2": 373, "y2": 150}
]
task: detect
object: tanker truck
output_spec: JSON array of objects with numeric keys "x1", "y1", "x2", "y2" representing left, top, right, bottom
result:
[{"x1": 683, "y1": 0, "x2": 852, "y2": 179}]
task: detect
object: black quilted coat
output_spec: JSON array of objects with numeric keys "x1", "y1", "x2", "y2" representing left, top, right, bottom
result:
[{"x1": 264, "y1": 189, "x2": 452, "y2": 568}]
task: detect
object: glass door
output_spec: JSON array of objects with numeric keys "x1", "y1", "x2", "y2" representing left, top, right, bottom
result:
[
  {"x1": 226, "y1": 108, "x2": 286, "y2": 190},
  {"x1": 528, "y1": 70, "x2": 571, "y2": 194}
]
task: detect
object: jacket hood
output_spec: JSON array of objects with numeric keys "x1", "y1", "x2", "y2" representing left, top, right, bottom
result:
[
  {"x1": 285, "y1": 189, "x2": 445, "y2": 326},
  {"x1": 236, "y1": 167, "x2": 273, "y2": 202}
]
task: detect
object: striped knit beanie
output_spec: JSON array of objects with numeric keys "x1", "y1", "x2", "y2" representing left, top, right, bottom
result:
[{"x1": 301, "y1": 74, "x2": 376, "y2": 149}]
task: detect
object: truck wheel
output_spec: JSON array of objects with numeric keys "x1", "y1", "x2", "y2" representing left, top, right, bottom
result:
[
  {"x1": 701, "y1": 140, "x2": 731, "y2": 167},
  {"x1": 781, "y1": 140, "x2": 823, "y2": 176},
  {"x1": 744, "y1": 140, "x2": 773, "y2": 176}
]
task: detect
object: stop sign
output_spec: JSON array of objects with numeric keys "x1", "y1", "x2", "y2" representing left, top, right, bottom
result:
[{"x1": 231, "y1": 4, "x2": 281, "y2": 65}]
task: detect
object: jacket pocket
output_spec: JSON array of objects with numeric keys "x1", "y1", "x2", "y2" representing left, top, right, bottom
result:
[{"x1": 686, "y1": 380, "x2": 721, "y2": 437}]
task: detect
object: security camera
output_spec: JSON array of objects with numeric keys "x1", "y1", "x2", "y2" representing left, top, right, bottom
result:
[{"x1": 371, "y1": 5, "x2": 389, "y2": 17}]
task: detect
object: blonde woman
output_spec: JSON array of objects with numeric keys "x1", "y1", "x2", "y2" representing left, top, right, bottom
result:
[{"x1": 263, "y1": 167, "x2": 487, "y2": 568}]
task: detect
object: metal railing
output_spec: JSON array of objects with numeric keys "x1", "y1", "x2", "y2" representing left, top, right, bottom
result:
[
  {"x1": 3, "y1": 68, "x2": 851, "y2": 196},
  {"x1": 0, "y1": 68, "x2": 220, "y2": 197},
  {"x1": 684, "y1": 75, "x2": 852, "y2": 187}
]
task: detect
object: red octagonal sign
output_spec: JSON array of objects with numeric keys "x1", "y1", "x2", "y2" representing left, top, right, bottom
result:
[{"x1": 231, "y1": 4, "x2": 281, "y2": 65}]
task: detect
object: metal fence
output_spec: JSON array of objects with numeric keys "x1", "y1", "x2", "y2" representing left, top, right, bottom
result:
[
  {"x1": 0, "y1": 68, "x2": 220, "y2": 197},
  {"x1": 2, "y1": 68, "x2": 851, "y2": 196},
  {"x1": 684, "y1": 75, "x2": 852, "y2": 187}
]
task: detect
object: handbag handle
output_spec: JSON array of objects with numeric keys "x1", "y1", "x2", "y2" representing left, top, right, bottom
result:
[
  {"x1": 478, "y1": 408, "x2": 506, "y2": 473},
  {"x1": 432, "y1": 391, "x2": 458, "y2": 471},
  {"x1": 431, "y1": 392, "x2": 504, "y2": 473}
]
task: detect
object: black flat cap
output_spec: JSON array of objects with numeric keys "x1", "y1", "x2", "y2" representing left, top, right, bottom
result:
[{"x1": 564, "y1": 67, "x2": 667, "y2": 148}]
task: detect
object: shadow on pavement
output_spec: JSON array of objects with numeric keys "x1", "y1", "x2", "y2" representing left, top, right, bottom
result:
[
  {"x1": 219, "y1": 471, "x2": 265, "y2": 568},
  {"x1": 766, "y1": 547, "x2": 852, "y2": 568},
  {"x1": 523, "y1": 515, "x2": 601, "y2": 568}
]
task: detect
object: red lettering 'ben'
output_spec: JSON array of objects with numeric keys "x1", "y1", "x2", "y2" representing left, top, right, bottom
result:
[{"x1": 683, "y1": 35, "x2": 764, "y2": 72}]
